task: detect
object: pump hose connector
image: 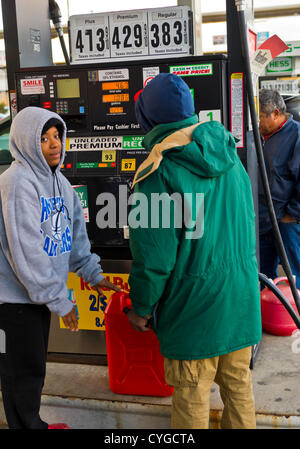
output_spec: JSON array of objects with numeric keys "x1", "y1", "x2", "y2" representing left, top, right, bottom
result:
[{"x1": 235, "y1": 0, "x2": 247, "y2": 11}]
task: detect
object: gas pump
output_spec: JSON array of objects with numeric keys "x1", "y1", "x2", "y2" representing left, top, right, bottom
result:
[
  {"x1": 0, "y1": 0, "x2": 259, "y2": 363},
  {"x1": 13, "y1": 53, "x2": 230, "y2": 359},
  {"x1": 5, "y1": 0, "x2": 297, "y2": 365}
]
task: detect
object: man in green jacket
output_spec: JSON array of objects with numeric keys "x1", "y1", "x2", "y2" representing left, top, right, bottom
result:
[{"x1": 127, "y1": 73, "x2": 261, "y2": 429}]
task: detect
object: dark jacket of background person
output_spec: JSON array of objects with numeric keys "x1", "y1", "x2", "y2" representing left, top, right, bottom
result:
[{"x1": 259, "y1": 114, "x2": 300, "y2": 235}]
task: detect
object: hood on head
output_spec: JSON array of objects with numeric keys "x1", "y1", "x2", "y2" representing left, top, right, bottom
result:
[
  {"x1": 9, "y1": 106, "x2": 67, "y2": 175},
  {"x1": 168, "y1": 121, "x2": 238, "y2": 178},
  {"x1": 135, "y1": 73, "x2": 195, "y2": 132}
]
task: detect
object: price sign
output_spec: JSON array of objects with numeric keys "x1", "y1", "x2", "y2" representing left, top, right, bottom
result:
[
  {"x1": 148, "y1": 8, "x2": 191, "y2": 56},
  {"x1": 69, "y1": 6, "x2": 193, "y2": 64},
  {"x1": 71, "y1": 13, "x2": 110, "y2": 62},
  {"x1": 109, "y1": 11, "x2": 148, "y2": 59}
]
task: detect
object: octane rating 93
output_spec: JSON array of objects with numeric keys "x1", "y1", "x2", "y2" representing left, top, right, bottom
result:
[{"x1": 104, "y1": 433, "x2": 196, "y2": 446}]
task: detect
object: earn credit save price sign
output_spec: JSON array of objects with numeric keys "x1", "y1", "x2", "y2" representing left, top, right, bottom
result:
[{"x1": 69, "y1": 6, "x2": 193, "y2": 64}]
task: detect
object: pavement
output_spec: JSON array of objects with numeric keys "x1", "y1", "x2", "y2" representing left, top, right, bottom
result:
[{"x1": 1, "y1": 331, "x2": 300, "y2": 429}]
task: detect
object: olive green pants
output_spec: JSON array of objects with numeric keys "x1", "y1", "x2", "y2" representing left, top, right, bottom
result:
[{"x1": 164, "y1": 346, "x2": 256, "y2": 429}]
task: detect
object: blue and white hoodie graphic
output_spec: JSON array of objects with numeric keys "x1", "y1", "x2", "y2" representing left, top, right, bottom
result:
[{"x1": 0, "y1": 107, "x2": 104, "y2": 316}]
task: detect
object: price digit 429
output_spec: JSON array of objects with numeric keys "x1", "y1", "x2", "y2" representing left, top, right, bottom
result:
[{"x1": 111, "y1": 24, "x2": 143, "y2": 49}]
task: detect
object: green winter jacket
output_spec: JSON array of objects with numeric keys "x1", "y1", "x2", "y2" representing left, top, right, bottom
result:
[{"x1": 128, "y1": 115, "x2": 262, "y2": 360}]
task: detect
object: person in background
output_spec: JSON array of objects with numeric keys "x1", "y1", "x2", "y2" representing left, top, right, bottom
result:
[
  {"x1": 0, "y1": 107, "x2": 120, "y2": 429},
  {"x1": 126, "y1": 73, "x2": 261, "y2": 429},
  {"x1": 259, "y1": 89, "x2": 300, "y2": 289}
]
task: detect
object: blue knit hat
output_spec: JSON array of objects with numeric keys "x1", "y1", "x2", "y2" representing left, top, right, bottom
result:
[{"x1": 135, "y1": 73, "x2": 195, "y2": 132}]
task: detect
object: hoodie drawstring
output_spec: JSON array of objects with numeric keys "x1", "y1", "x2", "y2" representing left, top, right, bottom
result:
[{"x1": 52, "y1": 171, "x2": 71, "y2": 232}]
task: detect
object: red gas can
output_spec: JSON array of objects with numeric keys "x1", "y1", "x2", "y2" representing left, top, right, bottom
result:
[
  {"x1": 261, "y1": 277, "x2": 299, "y2": 336},
  {"x1": 105, "y1": 292, "x2": 174, "y2": 397}
]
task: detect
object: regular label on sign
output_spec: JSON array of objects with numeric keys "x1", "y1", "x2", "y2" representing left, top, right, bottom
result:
[{"x1": 148, "y1": 8, "x2": 189, "y2": 56}]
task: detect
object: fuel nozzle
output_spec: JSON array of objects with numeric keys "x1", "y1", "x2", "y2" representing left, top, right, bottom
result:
[
  {"x1": 49, "y1": 0, "x2": 62, "y2": 29},
  {"x1": 48, "y1": 0, "x2": 70, "y2": 65}
]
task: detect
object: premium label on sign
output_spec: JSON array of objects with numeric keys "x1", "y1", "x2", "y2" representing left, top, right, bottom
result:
[
  {"x1": 69, "y1": 6, "x2": 193, "y2": 64},
  {"x1": 169, "y1": 64, "x2": 213, "y2": 76},
  {"x1": 109, "y1": 11, "x2": 148, "y2": 59},
  {"x1": 67, "y1": 136, "x2": 123, "y2": 151}
]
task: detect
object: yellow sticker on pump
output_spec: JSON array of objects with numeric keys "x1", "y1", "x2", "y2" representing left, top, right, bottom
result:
[
  {"x1": 121, "y1": 159, "x2": 136, "y2": 171},
  {"x1": 102, "y1": 150, "x2": 116, "y2": 163}
]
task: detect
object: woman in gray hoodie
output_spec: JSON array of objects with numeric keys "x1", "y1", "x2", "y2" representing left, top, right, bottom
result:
[{"x1": 0, "y1": 106, "x2": 120, "y2": 429}]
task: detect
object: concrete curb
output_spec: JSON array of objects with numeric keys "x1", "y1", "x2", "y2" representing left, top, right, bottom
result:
[{"x1": 1, "y1": 393, "x2": 300, "y2": 429}]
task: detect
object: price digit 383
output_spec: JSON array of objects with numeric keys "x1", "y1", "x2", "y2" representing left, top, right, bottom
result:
[{"x1": 150, "y1": 20, "x2": 183, "y2": 48}]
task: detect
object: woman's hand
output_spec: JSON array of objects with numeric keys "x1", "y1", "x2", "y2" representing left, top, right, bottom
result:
[
  {"x1": 62, "y1": 306, "x2": 79, "y2": 332},
  {"x1": 92, "y1": 278, "x2": 123, "y2": 296}
]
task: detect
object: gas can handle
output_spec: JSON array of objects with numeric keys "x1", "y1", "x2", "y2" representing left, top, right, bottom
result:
[
  {"x1": 273, "y1": 276, "x2": 295, "y2": 286},
  {"x1": 122, "y1": 294, "x2": 132, "y2": 315}
]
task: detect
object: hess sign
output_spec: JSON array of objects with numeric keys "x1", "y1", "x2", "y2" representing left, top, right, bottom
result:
[{"x1": 69, "y1": 6, "x2": 193, "y2": 64}]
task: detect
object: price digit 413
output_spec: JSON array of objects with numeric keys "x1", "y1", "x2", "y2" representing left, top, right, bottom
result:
[{"x1": 75, "y1": 27, "x2": 107, "y2": 53}]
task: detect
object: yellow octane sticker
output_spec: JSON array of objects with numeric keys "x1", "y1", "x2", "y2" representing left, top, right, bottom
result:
[
  {"x1": 121, "y1": 159, "x2": 136, "y2": 171},
  {"x1": 102, "y1": 150, "x2": 116, "y2": 162}
]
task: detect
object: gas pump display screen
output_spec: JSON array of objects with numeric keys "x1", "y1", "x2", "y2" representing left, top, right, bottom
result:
[
  {"x1": 57, "y1": 78, "x2": 80, "y2": 98},
  {"x1": 88, "y1": 59, "x2": 227, "y2": 137}
]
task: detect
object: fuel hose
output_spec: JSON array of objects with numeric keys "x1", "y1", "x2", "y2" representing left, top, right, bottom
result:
[{"x1": 234, "y1": 0, "x2": 300, "y2": 318}]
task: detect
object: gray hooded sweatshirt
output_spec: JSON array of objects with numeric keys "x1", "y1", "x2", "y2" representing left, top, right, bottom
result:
[{"x1": 0, "y1": 106, "x2": 104, "y2": 316}]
